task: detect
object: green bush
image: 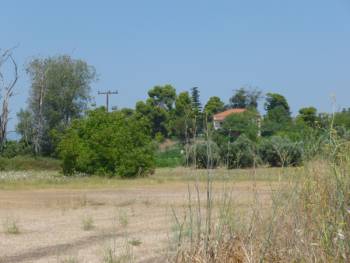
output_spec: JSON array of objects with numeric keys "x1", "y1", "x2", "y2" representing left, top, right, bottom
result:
[
  {"x1": 0, "y1": 141, "x2": 32, "y2": 158},
  {"x1": 58, "y1": 108, "x2": 155, "y2": 177},
  {"x1": 226, "y1": 134, "x2": 257, "y2": 169},
  {"x1": 258, "y1": 136, "x2": 303, "y2": 167},
  {"x1": 187, "y1": 140, "x2": 221, "y2": 169}
]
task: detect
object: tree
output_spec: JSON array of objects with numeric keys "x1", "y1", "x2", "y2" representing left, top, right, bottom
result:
[
  {"x1": 136, "y1": 85, "x2": 177, "y2": 139},
  {"x1": 59, "y1": 108, "x2": 155, "y2": 177},
  {"x1": 16, "y1": 109, "x2": 34, "y2": 147},
  {"x1": 147, "y1": 84, "x2": 176, "y2": 111},
  {"x1": 135, "y1": 100, "x2": 169, "y2": 138},
  {"x1": 334, "y1": 108, "x2": 350, "y2": 130},
  {"x1": 264, "y1": 93, "x2": 290, "y2": 114},
  {"x1": 262, "y1": 93, "x2": 292, "y2": 136},
  {"x1": 221, "y1": 110, "x2": 260, "y2": 141},
  {"x1": 18, "y1": 55, "x2": 96, "y2": 155},
  {"x1": 169, "y1": 91, "x2": 195, "y2": 141},
  {"x1": 0, "y1": 48, "x2": 18, "y2": 150},
  {"x1": 297, "y1": 107, "x2": 319, "y2": 127},
  {"x1": 229, "y1": 87, "x2": 262, "y2": 109},
  {"x1": 204, "y1": 96, "x2": 224, "y2": 120},
  {"x1": 190, "y1": 87, "x2": 204, "y2": 132},
  {"x1": 191, "y1": 87, "x2": 202, "y2": 113}
]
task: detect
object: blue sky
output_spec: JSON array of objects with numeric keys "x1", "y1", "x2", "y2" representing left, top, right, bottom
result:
[{"x1": 1, "y1": 0, "x2": 350, "y2": 136}]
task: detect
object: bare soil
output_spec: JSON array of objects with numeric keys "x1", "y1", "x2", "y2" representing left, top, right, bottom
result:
[{"x1": 0, "y1": 175, "x2": 273, "y2": 262}]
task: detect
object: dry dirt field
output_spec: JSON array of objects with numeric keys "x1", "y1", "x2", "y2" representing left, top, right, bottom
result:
[{"x1": 0, "y1": 168, "x2": 286, "y2": 263}]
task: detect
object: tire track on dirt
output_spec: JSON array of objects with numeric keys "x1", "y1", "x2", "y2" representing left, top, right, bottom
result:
[{"x1": 0, "y1": 231, "x2": 122, "y2": 263}]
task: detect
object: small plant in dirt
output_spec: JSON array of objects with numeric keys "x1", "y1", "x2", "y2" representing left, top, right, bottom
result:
[
  {"x1": 60, "y1": 256, "x2": 79, "y2": 263},
  {"x1": 118, "y1": 210, "x2": 129, "y2": 228},
  {"x1": 3, "y1": 218, "x2": 20, "y2": 234},
  {"x1": 103, "y1": 247, "x2": 133, "y2": 263},
  {"x1": 128, "y1": 238, "x2": 142, "y2": 247},
  {"x1": 103, "y1": 248, "x2": 117, "y2": 263},
  {"x1": 81, "y1": 215, "x2": 94, "y2": 231}
]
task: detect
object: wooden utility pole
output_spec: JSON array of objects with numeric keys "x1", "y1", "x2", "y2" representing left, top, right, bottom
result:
[{"x1": 98, "y1": 90, "x2": 118, "y2": 112}]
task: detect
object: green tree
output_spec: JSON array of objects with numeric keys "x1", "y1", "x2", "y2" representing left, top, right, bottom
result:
[
  {"x1": 190, "y1": 87, "x2": 204, "y2": 132},
  {"x1": 229, "y1": 87, "x2": 262, "y2": 109},
  {"x1": 221, "y1": 110, "x2": 260, "y2": 141},
  {"x1": 135, "y1": 100, "x2": 169, "y2": 138},
  {"x1": 297, "y1": 107, "x2": 319, "y2": 127},
  {"x1": 59, "y1": 108, "x2": 155, "y2": 177},
  {"x1": 16, "y1": 109, "x2": 34, "y2": 147},
  {"x1": 204, "y1": 96, "x2": 224, "y2": 120},
  {"x1": 264, "y1": 93, "x2": 291, "y2": 114},
  {"x1": 191, "y1": 87, "x2": 202, "y2": 113},
  {"x1": 262, "y1": 93, "x2": 292, "y2": 136},
  {"x1": 148, "y1": 84, "x2": 176, "y2": 111},
  {"x1": 18, "y1": 55, "x2": 96, "y2": 155},
  {"x1": 334, "y1": 108, "x2": 350, "y2": 130},
  {"x1": 135, "y1": 85, "x2": 177, "y2": 138},
  {"x1": 169, "y1": 91, "x2": 195, "y2": 141}
]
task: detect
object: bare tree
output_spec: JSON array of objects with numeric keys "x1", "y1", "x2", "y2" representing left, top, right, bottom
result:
[{"x1": 0, "y1": 48, "x2": 18, "y2": 150}]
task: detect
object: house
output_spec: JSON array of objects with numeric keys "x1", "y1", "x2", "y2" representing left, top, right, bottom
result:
[{"x1": 213, "y1": 108, "x2": 247, "y2": 130}]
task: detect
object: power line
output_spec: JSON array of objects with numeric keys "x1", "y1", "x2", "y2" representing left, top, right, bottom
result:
[{"x1": 98, "y1": 90, "x2": 118, "y2": 112}]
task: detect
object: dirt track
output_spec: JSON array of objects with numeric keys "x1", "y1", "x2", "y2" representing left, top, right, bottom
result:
[{"x1": 0, "y1": 181, "x2": 272, "y2": 262}]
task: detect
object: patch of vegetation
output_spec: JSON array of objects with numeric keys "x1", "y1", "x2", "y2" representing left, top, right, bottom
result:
[
  {"x1": 0, "y1": 156, "x2": 61, "y2": 171},
  {"x1": 3, "y1": 218, "x2": 20, "y2": 235},
  {"x1": 59, "y1": 108, "x2": 155, "y2": 178},
  {"x1": 81, "y1": 215, "x2": 94, "y2": 231},
  {"x1": 155, "y1": 145, "x2": 184, "y2": 168},
  {"x1": 128, "y1": 238, "x2": 142, "y2": 247},
  {"x1": 60, "y1": 257, "x2": 79, "y2": 263}
]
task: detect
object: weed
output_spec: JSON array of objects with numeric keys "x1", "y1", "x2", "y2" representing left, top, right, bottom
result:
[
  {"x1": 129, "y1": 238, "x2": 142, "y2": 247},
  {"x1": 118, "y1": 210, "x2": 129, "y2": 228},
  {"x1": 3, "y1": 218, "x2": 20, "y2": 234},
  {"x1": 81, "y1": 215, "x2": 94, "y2": 231},
  {"x1": 59, "y1": 256, "x2": 79, "y2": 263}
]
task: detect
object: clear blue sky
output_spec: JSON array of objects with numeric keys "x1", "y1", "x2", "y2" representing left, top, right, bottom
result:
[{"x1": 2, "y1": 0, "x2": 350, "y2": 136}]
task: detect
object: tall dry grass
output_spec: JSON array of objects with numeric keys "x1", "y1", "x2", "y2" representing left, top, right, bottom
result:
[{"x1": 171, "y1": 124, "x2": 350, "y2": 262}]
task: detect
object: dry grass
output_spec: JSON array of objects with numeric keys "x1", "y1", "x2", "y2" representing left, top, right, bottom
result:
[
  {"x1": 172, "y1": 145, "x2": 350, "y2": 262},
  {"x1": 0, "y1": 167, "x2": 296, "y2": 191}
]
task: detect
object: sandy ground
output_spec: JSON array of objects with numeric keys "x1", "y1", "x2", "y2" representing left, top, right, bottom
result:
[{"x1": 0, "y1": 180, "x2": 272, "y2": 263}]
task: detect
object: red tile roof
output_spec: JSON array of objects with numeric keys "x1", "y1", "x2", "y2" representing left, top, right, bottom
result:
[{"x1": 213, "y1": 108, "x2": 246, "y2": 121}]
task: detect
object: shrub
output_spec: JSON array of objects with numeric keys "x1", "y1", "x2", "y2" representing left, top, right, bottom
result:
[
  {"x1": 258, "y1": 136, "x2": 303, "y2": 167},
  {"x1": 187, "y1": 140, "x2": 220, "y2": 169},
  {"x1": 0, "y1": 141, "x2": 32, "y2": 158},
  {"x1": 226, "y1": 134, "x2": 257, "y2": 169},
  {"x1": 58, "y1": 108, "x2": 155, "y2": 177}
]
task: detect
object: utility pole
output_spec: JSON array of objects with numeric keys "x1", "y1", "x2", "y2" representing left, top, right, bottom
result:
[{"x1": 98, "y1": 90, "x2": 118, "y2": 112}]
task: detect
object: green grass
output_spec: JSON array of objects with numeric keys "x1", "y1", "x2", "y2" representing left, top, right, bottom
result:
[
  {"x1": 0, "y1": 156, "x2": 61, "y2": 171},
  {"x1": 155, "y1": 146, "x2": 184, "y2": 168},
  {"x1": 3, "y1": 218, "x2": 20, "y2": 234}
]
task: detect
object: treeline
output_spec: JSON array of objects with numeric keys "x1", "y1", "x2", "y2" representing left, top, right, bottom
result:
[{"x1": 1, "y1": 53, "x2": 350, "y2": 176}]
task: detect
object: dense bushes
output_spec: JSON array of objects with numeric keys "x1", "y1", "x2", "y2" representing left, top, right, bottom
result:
[
  {"x1": 0, "y1": 141, "x2": 32, "y2": 158},
  {"x1": 226, "y1": 134, "x2": 257, "y2": 168},
  {"x1": 181, "y1": 135, "x2": 304, "y2": 169},
  {"x1": 58, "y1": 108, "x2": 155, "y2": 177},
  {"x1": 258, "y1": 136, "x2": 303, "y2": 167},
  {"x1": 187, "y1": 140, "x2": 221, "y2": 169}
]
